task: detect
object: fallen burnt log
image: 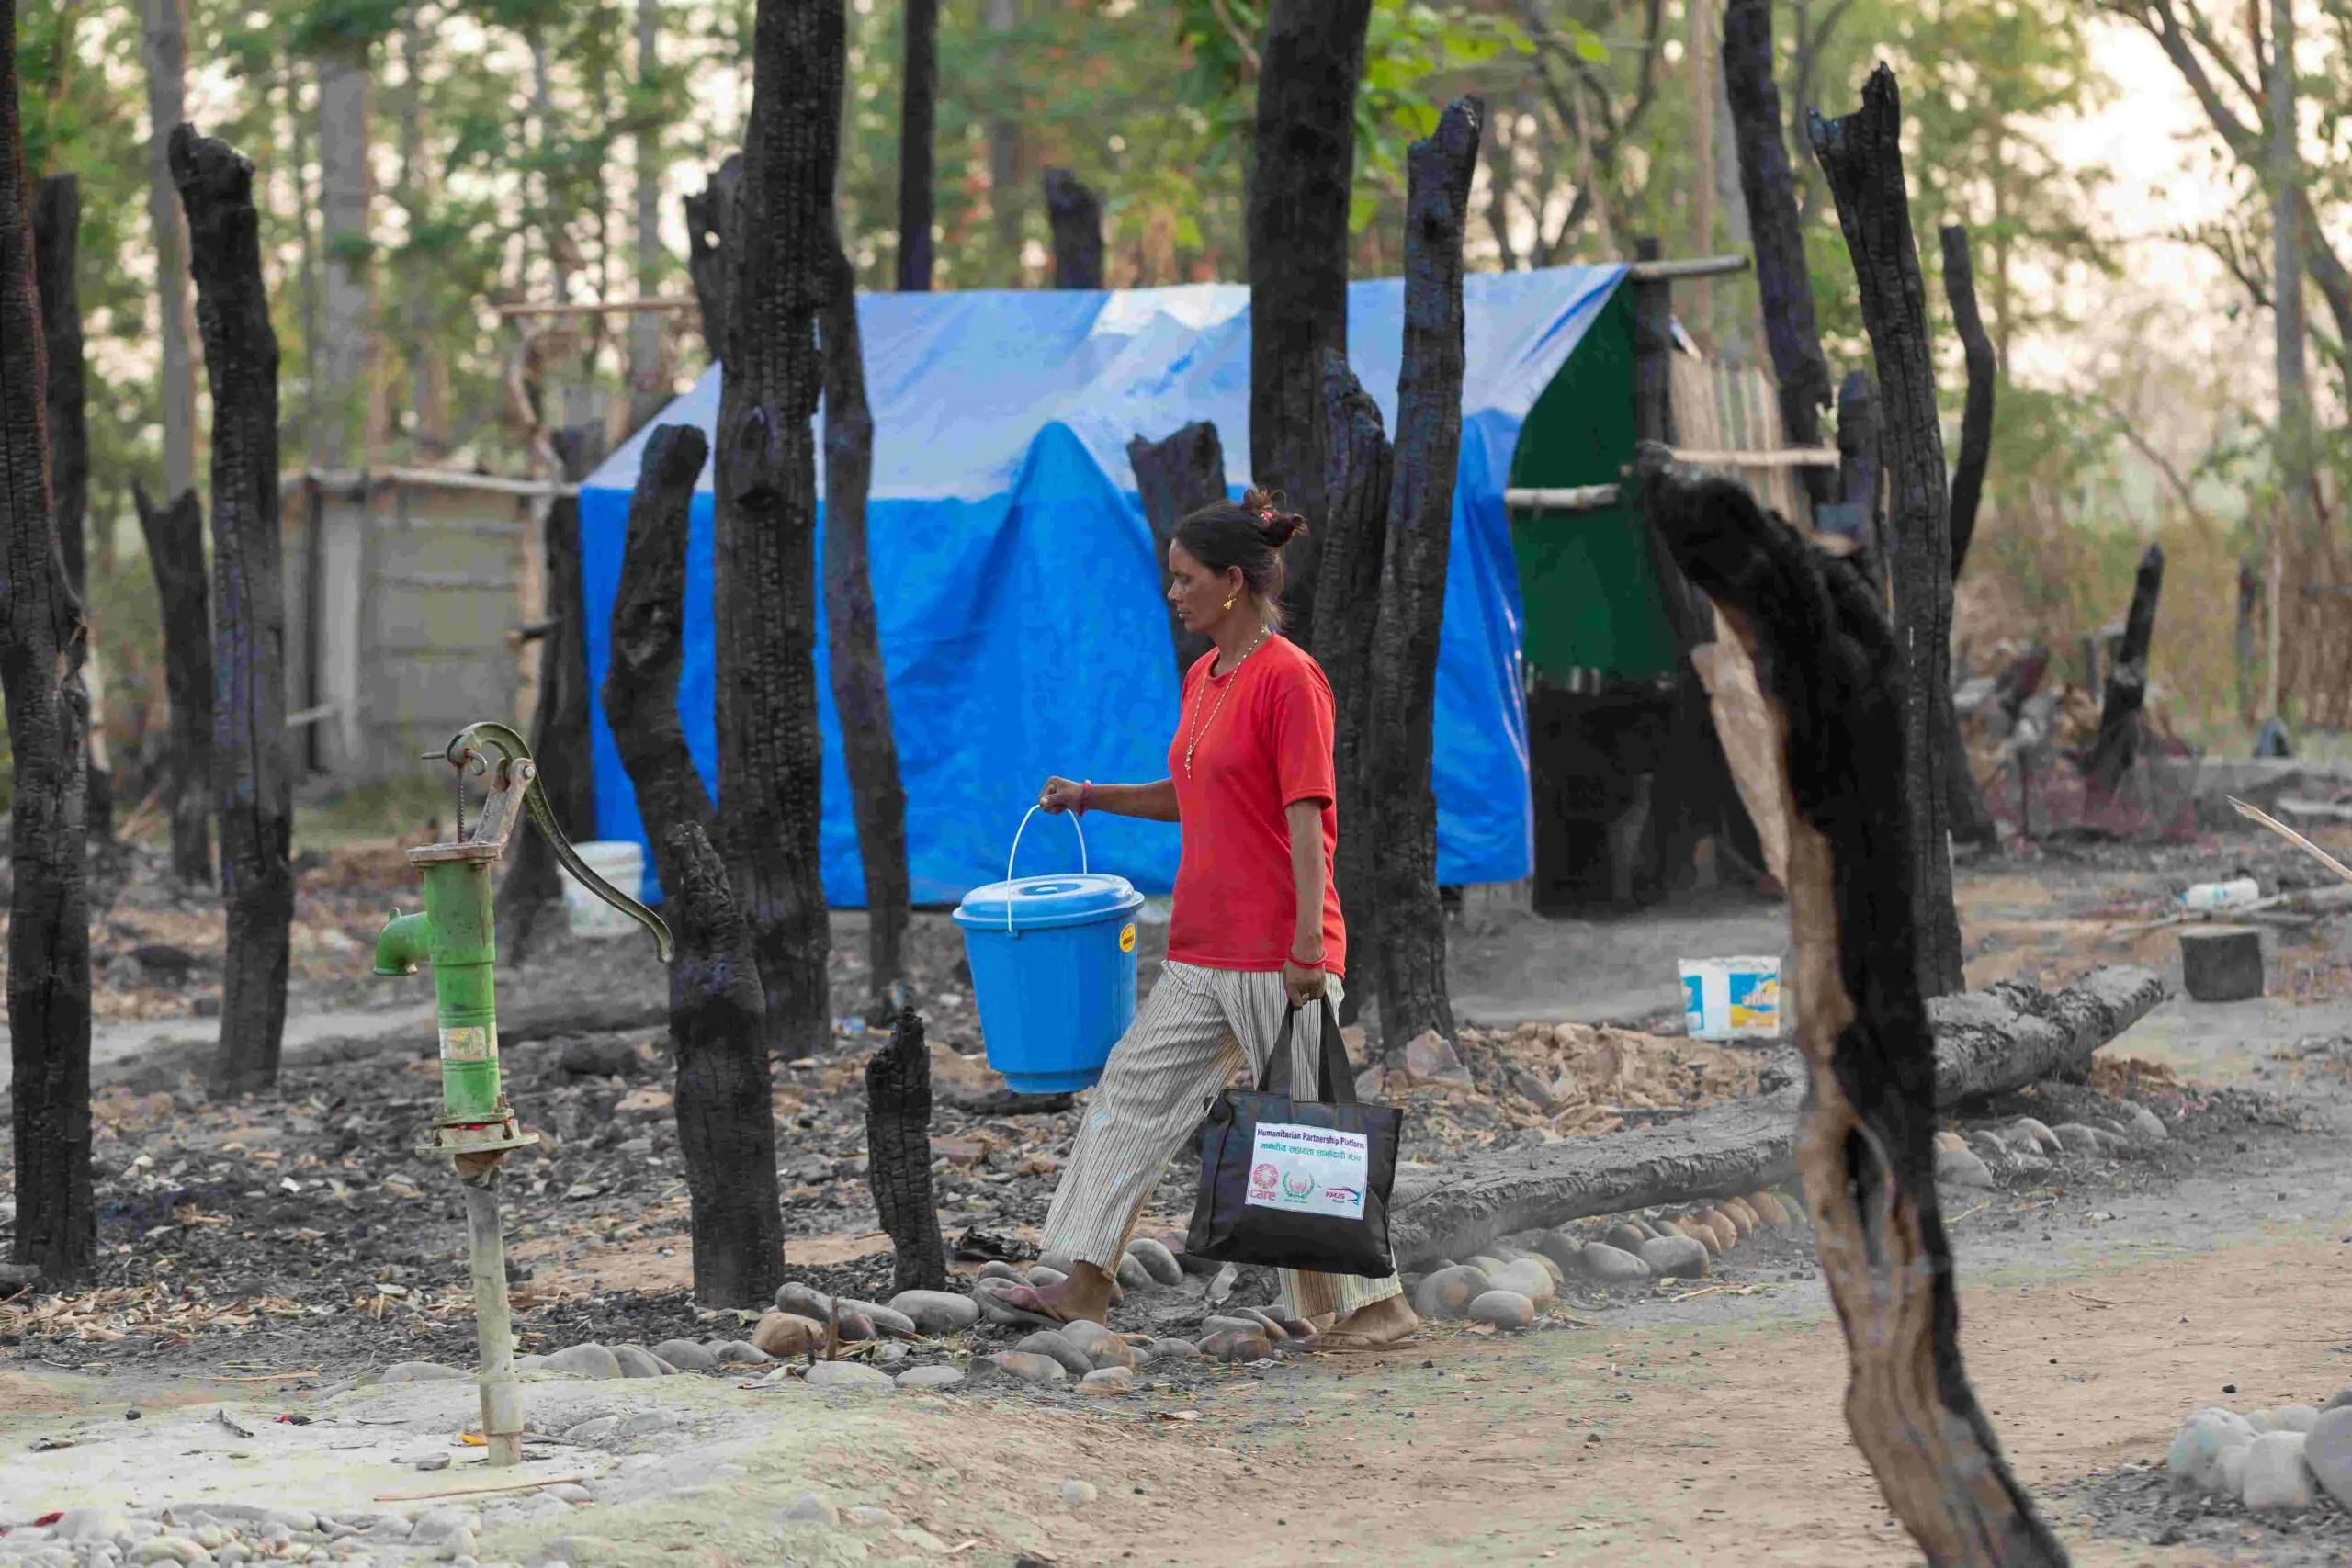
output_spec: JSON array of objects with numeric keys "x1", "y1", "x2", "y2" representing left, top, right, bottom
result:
[{"x1": 1390, "y1": 964, "x2": 2161, "y2": 1269}]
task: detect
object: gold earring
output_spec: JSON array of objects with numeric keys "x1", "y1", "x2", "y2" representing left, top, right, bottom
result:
[{"x1": 1223, "y1": 595, "x2": 1237, "y2": 611}]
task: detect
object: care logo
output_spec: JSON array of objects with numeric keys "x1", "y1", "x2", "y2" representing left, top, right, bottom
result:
[{"x1": 1250, "y1": 1162, "x2": 1279, "y2": 1193}]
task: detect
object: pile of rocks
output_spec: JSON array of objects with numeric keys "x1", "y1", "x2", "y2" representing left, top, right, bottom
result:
[
  {"x1": 0, "y1": 1502, "x2": 519, "y2": 1568},
  {"x1": 1932, "y1": 1109, "x2": 2167, "y2": 1190},
  {"x1": 2166, "y1": 1394, "x2": 2352, "y2": 1515}
]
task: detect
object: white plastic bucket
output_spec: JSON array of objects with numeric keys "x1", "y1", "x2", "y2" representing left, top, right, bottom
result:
[
  {"x1": 1679, "y1": 955, "x2": 1783, "y2": 1040},
  {"x1": 563, "y1": 840, "x2": 647, "y2": 939}
]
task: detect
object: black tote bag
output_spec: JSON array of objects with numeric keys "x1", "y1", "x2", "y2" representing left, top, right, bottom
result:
[{"x1": 1183, "y1": 998, "x2": 1402, "y2": 1278}]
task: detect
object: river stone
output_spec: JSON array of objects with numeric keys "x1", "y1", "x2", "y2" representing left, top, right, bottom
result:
[
  {"x1": 1935, "y1": 1147, "x2": 1996, "y2": 1190},
  {"x1": 1197, "y1": 1328, "x2": 1275, "y2": 1364},
  {"x1": 562, "y1": 1416, "x2": 620, "y2": 1443},
  {"x1": 2051, "y1": 1122, "x2": 2105, "y2": 1155},
  {"x1": 1696, "y1": 1211, "x2": 1738, "y2": 1251},
  {"x1": 1465, "y1": 1255, "x2": 1512, "y2": 1279},
  {"x1": 2243, "y1": 1431, "x2": 2316, "y2": 1511},
  {"x1": 2326, "y1": 1387, "x2": 2352, "y2": 1414},
  {"x1": 2121, "y1": 1102, "x2": 2169, "y2": 1142},
  {"x1": 1638, "y1": 1235, "x2": 1709, "y2": 1280},
  {"x1": 1601, "y1": 1223, "x2": 1650, "y2": 1256},
  {"x1": 650, "y1": 1339, "x2": 719, "y2": 1372},
  {"x1": 380, "y1": 1361, "x2": 467, "y2": 1384},
  {"x1": 1529, "y1": 1230, "x2": 1580, "y2": 1277},
  {"x1": 1932, "y1": 1130, "x2": 1969, "y2": 1154},
  {"x1": 2220, "y1": 1441, "x2": 2256, "y2": 1499},
  {"x1": 1486, "y1": 1259, "x2": 1555, "y2": 1307},
  {"x1": 1575, "y1": 1242, "x2": 1651, "y2": 1284},
  {"x1": 542, "y1": 1344, "x2": 625, "y2": 1381},
  {"x1": 2304, "y1": 1406, "x2": 2352, "y2": 1508},
  {"x1": 805, "y1": 1360, "x2": 896, "y2": 1391},
  {"x1": 896, "y1": 1364, "x2": 965, "y2": 1390},
  {"x1": 989, "y1": 1352, "x2": 1066, "y2": 1384},
  {"x1": 888, "y1": 1291, "x2": 981, "y2": 1336},
  {"x1": 1013, "y1": 1331, "x2": 1095, "y2": 1378},
  {"x1": 1080, "y1": 1367, "x2": 1136, "y2": 1393},
  {"x1": 750, "y1": 1312, "x2": 826, "y2": 1359},
  {"x1": 1719, "y1": 1198, "x2": 1758, "y2": 1235},
  {"x1": 1114, "y1": 1253, "x2": 1157, "y2": 1293},
  {"x1": 1747, "y1": 1192, "x2": 1792, "y2": 1228},
  {"x1": 777, "y1": 1494, "x2": 837, "y2": 1525},
  {"x1": 840, "y1": 1299, "x2": 920, "y2": 1338},
  {"x1": 1058, "y1": 1480, "x2": 1099, "y2": 1508},
  {"x1": 2008, "y1": 1117, "x2": 2060, "y2": 1154},
  {"x1": 1063, "y1": 1319, "x2": 1141, "y2": 1370},
  {"x1": 1410, "y1": 1265, "x2": 1491, "y2": 1319},
  {"x1": 844, "y1": 1506, "x2": 899, "y2": 1529},
  {"x1": 2274, "y1": 1404, "x2": 2321, "y2": 1434},
  {"x1": 976, "y1": 1259, "x2": 1025, "y2": 1284},
  {"x1": 1125, "y1": 1238, "x2": 1185, "y2": 1286},
  {"x1": 1025, "y1": 1265, "x2": 1069, "y2": 1289},
  {"x1": 1670, "y1": 1217, "x2": 1719, "y2": 1255},
  {"x1": 2247, "y1": 1408, "x2": 2279, "y2": 1433},
  {"x1": 610, "y1": 1345, "x2": 670, "y2": 1379},
  {"x1": 1466, "y1": 1290, "x2": 1536, "y2": 1329},
  {"x1": 51, "y1": 1512, "x2": 128, "y2": 1545},
  {"x1": 1146, "y1": 1338, "x2": 1199, "y2": 1362},
  {"x1": 831, "y1": 1308, "x2": 878, "y2": 1343},
  {"x1": 1202, "y1": 1314, "x2": 1269, "y2": 1339},
  {"x1": 775, "y1": 1282, "x2": 833, "y2": 1320},
  {"x1": 714, "y1": 1340, "x2": 774, "y2": 1366},
  {"x1": 2169, "y1": 1408, "x2": 2256, "y2": 1493},
  {"x1": 1232, "y1": 1307, "x2": 1293, "y2": 1342}
]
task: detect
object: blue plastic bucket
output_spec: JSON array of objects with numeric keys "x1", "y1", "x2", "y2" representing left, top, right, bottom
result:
[{"x1": 952, "y1": 808, "x2": 1146, "y2": 1094}]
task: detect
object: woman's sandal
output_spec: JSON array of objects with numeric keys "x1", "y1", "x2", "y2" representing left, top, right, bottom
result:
[{"x1": 972, "y1": 1280, "x2": 1085, "y2": 1332}]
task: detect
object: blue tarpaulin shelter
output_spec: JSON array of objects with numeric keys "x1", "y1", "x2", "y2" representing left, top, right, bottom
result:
[{"x1": 578, "y1": 265, "x2": 1625, "y2": 906}]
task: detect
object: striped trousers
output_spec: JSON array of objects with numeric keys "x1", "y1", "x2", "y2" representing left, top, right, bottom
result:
[{"x1": 1037, "y1": 960, "x2": 1404, "y2": 1323}]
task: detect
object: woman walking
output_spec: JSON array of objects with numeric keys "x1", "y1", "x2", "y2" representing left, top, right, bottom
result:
[{"x1": 978, "y1": 491, "x2": 1418, "y2": 1351}]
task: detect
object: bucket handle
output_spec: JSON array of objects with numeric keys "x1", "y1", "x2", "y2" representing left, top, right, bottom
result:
[{"x1": 1002, "y1": 806, "x2": 1090, "y2": 933}]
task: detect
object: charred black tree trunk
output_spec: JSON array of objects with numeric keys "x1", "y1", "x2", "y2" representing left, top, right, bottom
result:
[
  {"x1": 1810, "y1": 68, "x2": 1964, "y2": 998},
  {"x1": 1044, "y1": 168, "x2": 1103, "y2": 288},
  {"x1": 1645, "y1": 457, "x2": 2065, "y2": 1566},
  {"x1": 1938, "y1": 226, "x2": 2000, "y2": 848},
  {"x1": 33, "y1": 175, "x2": 108, "y2": 848},
  {"x1": 821, "y1": 208, "x2": 910, "y2": 1021},
  {"x1": 498, "y1": 425, "x2": 605, "y2": 963},
  {"x1": 663, "y1": 820, "x2": 788, "y2": 1306},
  {"x1": 865, "y1": 1007, "x2": 945, "y2": 1293},
  {"x1": 603, "y1": 424, "x2": 785, "y2": 1306},
  {"x1": 1836, "y1": 369, "x2": 1884, "y2": 569},
  {"x1": 1126, "y1": 421, "x2": 1224, "y2": 675},
  {"x1": 175, "y1": 126, "x2": 294, "y2": 1094},
  {"x1": 1722, "y1": 0, "x2": 1831, "y2": 506},
  {"x1": 1250, "y1": 0, "x2": 1372, "y2": 632},
  {"x1": 2236, "y1": 558, "x2": 2260, "y2": 726},
  {"x1": 894, "y1": 0, "x2": 936, "y2": 292},
  {"x1": 3, "y1": 27, "x2": 96, "y2": 1285},
  {"x1": 134, "y1": 485, "x2": 213, "y2": 885},
  {"x1": 1307, "y1": 352, "x2": 1391, "y2": 1029},
  {"x1": 2085, "y1": 545, "x2": 2164, "y2": 797},
  {"x1": 605, "y1": 424, "x2": 716, "y2": 882},
  {"x1": 714, "y1": 0, "x2": 839, "y2": 1061},
  {"x1": 1368, "y1": 98, "x2": 1480, "y2": 1058},
  {"x1": 684, "y1": 155, "x2": 741, "y2": 366}
]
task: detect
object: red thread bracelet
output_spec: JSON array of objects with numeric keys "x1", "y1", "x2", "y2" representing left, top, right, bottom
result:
[
  {"x1": 1288, "y1": 951, "x2": 1327, "y2": 970},
  {"x1": 1079, "y1": 780, "x2": 1092, "y2": 814}
]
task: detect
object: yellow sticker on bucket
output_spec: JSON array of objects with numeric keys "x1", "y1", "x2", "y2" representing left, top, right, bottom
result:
[{"x1": 1119, "y1": 923, "x2": 1137, "y2": 953}]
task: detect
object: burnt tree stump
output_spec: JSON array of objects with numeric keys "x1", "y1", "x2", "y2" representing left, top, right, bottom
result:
[
  {"x1": 3, "y1": 22, "x2": 96, "y2": 1285},
  {"x1": 1307, "y1": 352, "x2": 1392, "y2": 1026},
  {"x1": 1250, "y1": 0, "x2": 1373, "y2": 633},
  {"x1": 2180, "y1": 926, "x2": 2263, "y2": 1003},
  {"x1": 895, "y1": 0, "x2": 937, "y2": 292},
  {"x1": 1723, "y1": 0, "x2": 1832, "y2": 508},
  {"x1": 1811, "y1": 67, "x2": 1965, "y2": 998},
  {"x1": 865, "y1": 1007, "x2": 946, "y2": 1293},
  {"x1": 1369, "y1": 97, "x2": 1481, "y2": 1057},
  {"x1": 684, "y1": 155, "x2": 741, "y2": 366},
  {"x1": 1044, "y1": 168, "x2": 1103, "y2": 289},
  {"x1": 175, "y1": 125, "x2": 294, "y2": 1094},
  {"x1": 498, "y1": 425, "x2": 605, "y2": 963},
  {"x1": 663, "y1": 821, "x2": 789, "y2": 1306},
  {"x1": 1939, "y1": 226, "x2": 2001, "y2": 848},
  {"x1": 1834, "y1": 368, "x2": 1884, "y2": 570},
  {"x1": 1645, "y1": 455, "x2": 2067, "y2": 1566},
  {"x1": 2084, "y1": 544, "x2": 2165, "y2": 796},
  {"x1": 820, "y1": 202, "x2": 911, "y2": 1020},
  {"x1": 134, "y1": 485, "x2": 214, "y2": 885},
  {"x1": 713, "y1": 0, "x2": 841, "y2": 1060},
  {"x1": 1126, "y1": 421, "x2": 1225, "y2": 675},
  {"x1": 33, "y1": 175, "x2": 109, "y2": 847},
  {"x1": 604, "y1": 423, "x2": 786, "y2": 1307}
]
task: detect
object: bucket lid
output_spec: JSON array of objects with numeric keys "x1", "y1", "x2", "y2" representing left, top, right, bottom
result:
[{"x1": 953, "y1": 872, "x2": 1145, "y2": 932}]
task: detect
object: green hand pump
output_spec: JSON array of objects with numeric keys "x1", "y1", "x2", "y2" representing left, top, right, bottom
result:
[{"x1": 374, "y1": 722, "x2": 670, "y2": 1466}]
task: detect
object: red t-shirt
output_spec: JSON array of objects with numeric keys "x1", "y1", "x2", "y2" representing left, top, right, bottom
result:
[{"x1": 1164, "y1": 635, "x2": 1346, "y2": 976}]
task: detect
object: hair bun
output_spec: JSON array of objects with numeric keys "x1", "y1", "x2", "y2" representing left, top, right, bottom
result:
[{"x1": 1242, "y1": 487, "x2": 1309, "y2": 547}]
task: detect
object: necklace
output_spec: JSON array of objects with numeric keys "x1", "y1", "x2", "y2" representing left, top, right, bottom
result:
[{"x1": 1183, "y1": 626, "x2": 1272, "y2": 775}]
